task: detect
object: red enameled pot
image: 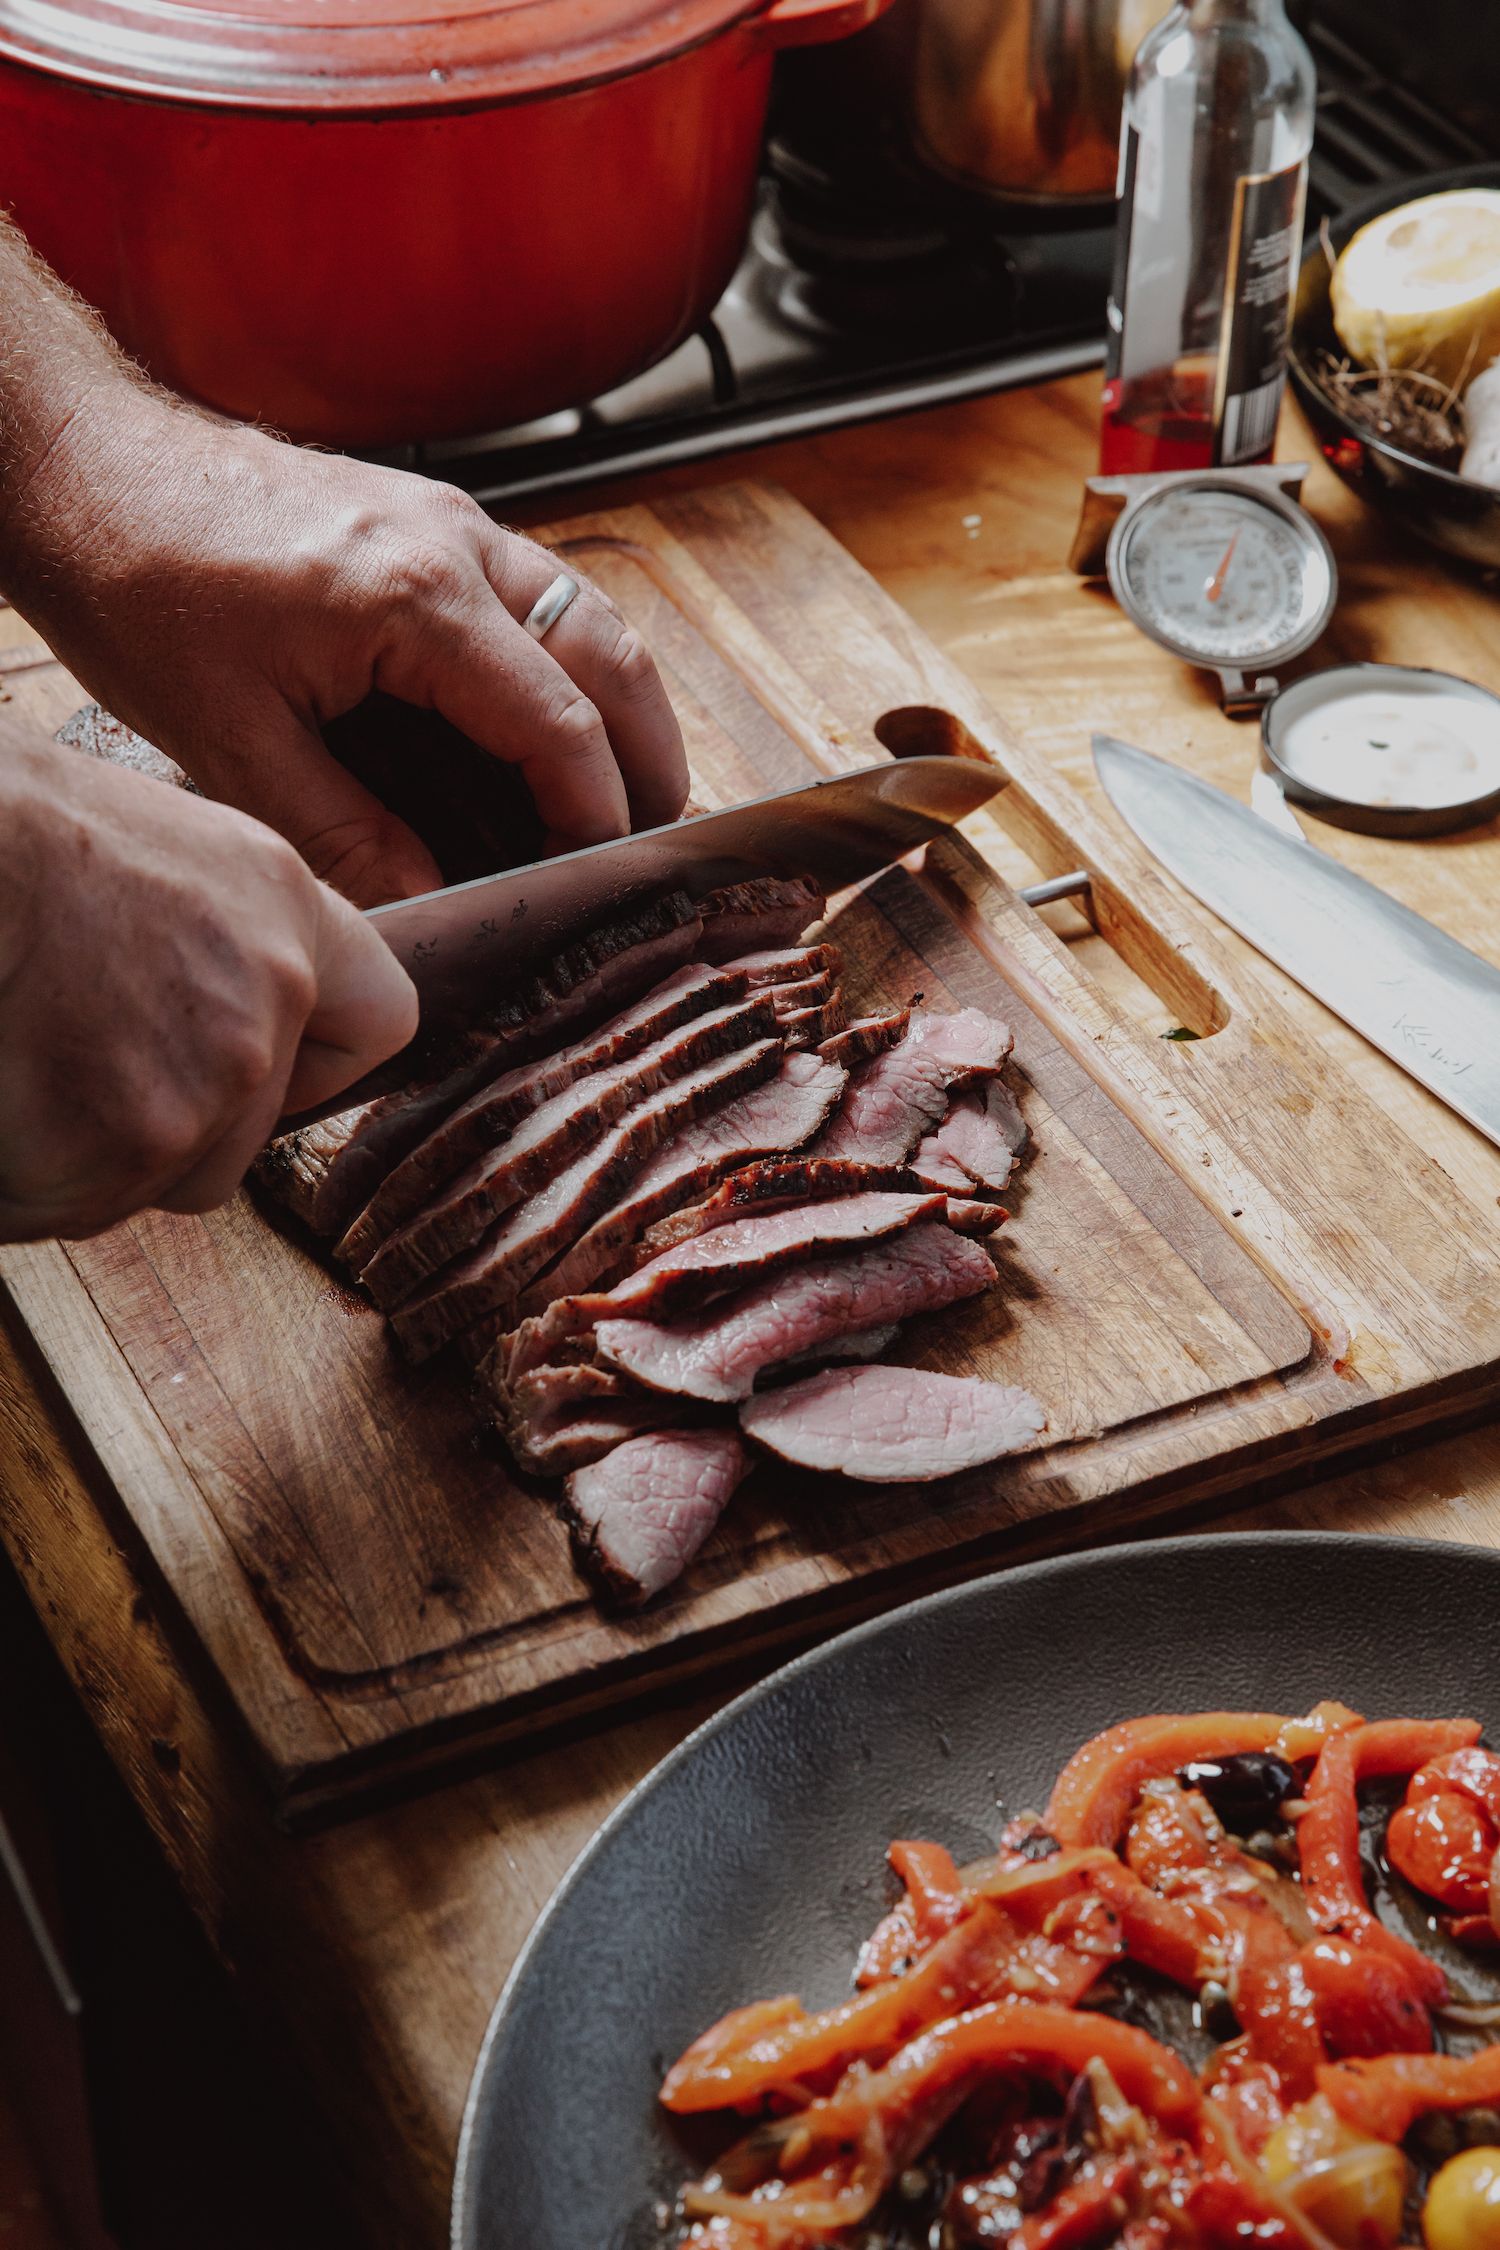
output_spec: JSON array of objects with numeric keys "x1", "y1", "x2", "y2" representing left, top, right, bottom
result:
[{"x1": 0, "y1": 0, "x2": 888, "y2": 445}]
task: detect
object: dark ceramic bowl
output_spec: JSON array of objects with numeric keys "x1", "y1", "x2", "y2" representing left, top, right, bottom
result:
[
  {"x1": 450, "y1": 1530, "x2": 1500, "y2": 2250},
  {"x1": 1289, "y1": 161, "x2": 1500, "y2": 570}
]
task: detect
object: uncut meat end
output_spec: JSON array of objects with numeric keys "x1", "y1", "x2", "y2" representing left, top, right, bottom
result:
[
  {"x1": 594, "y1": 1222, "x2": 997, "y2": 1404},
  {"x1": 566, "y1": 1428, "x2": 752, "y2": 1606},
  {"x1": 740, "y1": 1365, "x2": 1047, "y2": 1482},
  {"x1": 697, "y1": 875, "x2": 825, "y2": 962}
]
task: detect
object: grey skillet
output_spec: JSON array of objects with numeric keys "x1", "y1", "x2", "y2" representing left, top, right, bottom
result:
[{"x1": 451, "y1": 1530, "x2": 1500, "y2": 2250}]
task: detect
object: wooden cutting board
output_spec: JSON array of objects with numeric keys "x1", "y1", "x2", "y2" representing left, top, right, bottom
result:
[{"x1": 6, "y1": 479, "x2": 1500, "y2": 1825}]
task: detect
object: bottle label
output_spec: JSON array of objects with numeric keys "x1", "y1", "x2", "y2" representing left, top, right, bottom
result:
[
  {"x1": 1214, "y1": 158, "x2": 1308, "y2": 464},
  {"x1": 1101, "y1": 122, "x2": 1139, "y2": 387}
]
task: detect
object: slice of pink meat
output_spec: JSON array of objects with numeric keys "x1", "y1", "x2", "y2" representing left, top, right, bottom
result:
[
  {"x1": 597, "y1": 1190, "x2": 947, "y2": 1324},
  {"x1": 511, "y1": 1053, "x2": 847, "y2": 1315},
  {"x1": 813, "y1": 1007, "x2": 1014, "y2": 1166},
  {"x1": 595, "y1": 1222, "x2": 996, "y2": 1404},
  {"x1": 739, "y1": 1365, "x2": 1046, "y2": 1481},
  {"x1": 336, "y1": 961, "x2": 744, "y2": 1266},
  {"x1": 566, "y1": 1428, "x2": 752, "y2": 1605}
]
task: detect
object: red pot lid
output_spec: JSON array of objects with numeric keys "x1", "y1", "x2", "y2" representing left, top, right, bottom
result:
[{"x1": 0, "y1": 0, "x2": 768, "y2": 110}]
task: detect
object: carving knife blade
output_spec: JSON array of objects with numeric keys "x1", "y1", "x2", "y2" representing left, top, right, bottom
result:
[
  {"x1": 281, "y1": 754, "x2": 1002, "y2": 1128},
  {"x1": 1093, "y1": 733, "x2": 1500, "y2": 1150}
]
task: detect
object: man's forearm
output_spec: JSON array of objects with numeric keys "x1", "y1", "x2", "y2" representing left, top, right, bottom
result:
[{"x1": 0, "y1": 217, "x2": 171, "y2": 615}]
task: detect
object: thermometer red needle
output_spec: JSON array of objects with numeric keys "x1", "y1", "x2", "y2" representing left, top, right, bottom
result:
[{"x1": 1205, "y1": 530, "x2": 1240, "y2": 604}]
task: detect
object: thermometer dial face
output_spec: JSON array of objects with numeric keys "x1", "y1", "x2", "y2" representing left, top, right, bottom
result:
[{"x1": 1107, "y1": 482, "x2": 1336, "y2": 672}]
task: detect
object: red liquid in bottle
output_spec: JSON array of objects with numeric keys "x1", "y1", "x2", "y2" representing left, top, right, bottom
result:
[{"x1": 1098, "y1": 361, "x2": 1258, "y2": 475}]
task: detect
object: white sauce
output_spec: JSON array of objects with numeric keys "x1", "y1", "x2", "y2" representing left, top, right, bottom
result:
[{"x1": 1274, "y1": 674, "x2": 1500, "y2": 809}]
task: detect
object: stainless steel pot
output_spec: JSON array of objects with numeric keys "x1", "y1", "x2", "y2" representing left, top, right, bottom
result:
[{"x1": 907, "y1": 0, "x2": 1173, "y2": 206}]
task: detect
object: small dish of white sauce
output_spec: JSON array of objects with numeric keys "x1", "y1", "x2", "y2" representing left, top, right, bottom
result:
[{"x1": 1263, "y1": 664, "x2": 1500, "y2": 836}]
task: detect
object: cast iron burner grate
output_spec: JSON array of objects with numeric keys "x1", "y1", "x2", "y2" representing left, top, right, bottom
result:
[{"x1": 376, "y1": 22, "x2": 1485, "y2": 510}]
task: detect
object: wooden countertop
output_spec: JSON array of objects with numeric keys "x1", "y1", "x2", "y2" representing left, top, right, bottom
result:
[{"x1": 5, "y1": 369, "x2": 1500, "y2": 2246}]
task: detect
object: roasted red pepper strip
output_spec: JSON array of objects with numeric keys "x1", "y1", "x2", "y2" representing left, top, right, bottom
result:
[
  {"x1": 661, "y1": 1890, "x2": 1112, "y2": 2114},
  {"x1": 1297, "y1": 1717, "x2": 1481, "y2": 2007},
  {"x1": 1012, "y1": 2156, "x2": 1137, "y2": 2250},
  {"x1": 888, "y1": 1839, "x2": 966, "y2": 1946},
  {"x1": 857, "y1": 1849, "x2": 1114, "y2": 1987},
  {"x1": 1318, "y1": 2047, "x2": 1500, "y2": 2143},
  {"x1": 1045, "y1": 1713, "x2": 1289, "y2": 1849}
]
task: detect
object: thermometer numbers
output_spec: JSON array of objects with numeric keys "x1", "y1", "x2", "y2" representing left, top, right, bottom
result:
[{"x1": 1115, "y1": 487, "x2": 1327, "y2": 664}]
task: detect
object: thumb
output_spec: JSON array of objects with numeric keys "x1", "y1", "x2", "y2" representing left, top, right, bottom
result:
[
  {"x1": 207, "y1": 704, "x2": 443, "y2": 908},
  {"x1": 282, "y1": 879, "x2": 421, "y2": 1117}
]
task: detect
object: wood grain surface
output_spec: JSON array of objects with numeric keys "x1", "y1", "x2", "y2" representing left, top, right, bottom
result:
[
  {"x1": 8, "y1": 467, "x2": 1500, "y2": 1818},
  {"x1": 3, "y1": 372, "x2": 1500, "y2": 2248}
]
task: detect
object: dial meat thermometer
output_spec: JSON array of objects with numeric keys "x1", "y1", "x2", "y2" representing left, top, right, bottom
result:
[{"x1": 1071, "y1": 462, "x2": 1338, "y2": 716}]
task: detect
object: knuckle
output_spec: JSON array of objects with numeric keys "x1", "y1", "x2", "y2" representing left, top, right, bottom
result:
[
  {"x1": 380, "y1": 540, "x2": 468, "y2": 614},
  {"x1": 596, "y1": 622, "x2": 656, "y2": 699},
  {"x1": 217, "y1": 1021, "x2": 280, "y2": 1103},
  {"x1": 542, "y1": 688, "x2": 606, "y2": 757},
  {"x1": 121, "y1": 1101, "x2": 203, "y2": 1183}
]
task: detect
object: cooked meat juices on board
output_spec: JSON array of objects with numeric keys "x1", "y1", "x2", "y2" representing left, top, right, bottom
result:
[
  {"x1": 740, "y1": 1365, "x2": 1047, "y2": 1480},
  {"x1": 565, "y1": 1428, "x2": 753, "y2": 1605},
  {"x1": 594, "y1": 1223, "x2": 998, "y2": 1404}
]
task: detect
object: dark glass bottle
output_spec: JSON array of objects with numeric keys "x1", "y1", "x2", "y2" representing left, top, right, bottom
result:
[{"x1": 1100, "y1": 0, "x2": 1317, "y2": 474}]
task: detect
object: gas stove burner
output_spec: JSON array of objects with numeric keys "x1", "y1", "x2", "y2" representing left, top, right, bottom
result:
[{"x1": 747, "y1": 190, "x2": 1017, "y2": 346}]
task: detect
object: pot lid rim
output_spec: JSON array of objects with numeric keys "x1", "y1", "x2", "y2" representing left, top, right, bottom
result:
[{"x1": 0, "y1": 0, "x2": 768, "y2": 109}]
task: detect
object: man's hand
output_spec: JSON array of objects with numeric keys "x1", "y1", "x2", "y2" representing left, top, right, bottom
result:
[
  {"x1": 4, "y1": 396, "x2": 690, "y2": 905},
  {"x1": 0, "y1": 738, "x2": 418, "y2": 1240}
]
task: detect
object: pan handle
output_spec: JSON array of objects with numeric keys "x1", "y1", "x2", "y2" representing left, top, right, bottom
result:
[{"x1": 752, "y1": 0, "x2": 894, "y2": 50}]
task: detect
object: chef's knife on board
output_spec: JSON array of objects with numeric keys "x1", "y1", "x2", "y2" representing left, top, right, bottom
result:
[
  {"x1": 281, "y1": 754, "x2": 1002, "y2": 1128},
  {"x1": 1094, "y1": 733, "x2": 1500, "y2": 1151}
]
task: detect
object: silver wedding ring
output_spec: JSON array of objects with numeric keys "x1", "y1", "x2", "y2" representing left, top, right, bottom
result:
[{"x1": 522, "y1": 572, "x2": 581, "y2": 642}]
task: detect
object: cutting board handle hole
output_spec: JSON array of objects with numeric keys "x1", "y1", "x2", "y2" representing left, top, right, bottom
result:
[{"x1": 875, "y1": 705, "x2": 994, "y2": 765}]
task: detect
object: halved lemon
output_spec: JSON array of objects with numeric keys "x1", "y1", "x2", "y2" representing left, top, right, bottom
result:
[{"x1": 1331, "y1": 186, "x2": 1500, "y2": 388}]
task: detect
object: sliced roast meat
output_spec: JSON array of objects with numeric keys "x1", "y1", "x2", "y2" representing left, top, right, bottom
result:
[
  {"x1": 498, "y1": 1363, "x2": 697, "y2": 1476},
  {"x1": 812, "y1": 1007, "x2": 1014, "y2": 1168},
  {"x1": 494, "y1": 1185, "x2": 944, "y2": 1388},
  {"x1": 595, "y1": 1222, "x2": 996, "y2": 1404},
  {"x1": 781, "y1": 991, "x2": 847, "y2": 1050},
  {"x1": 359, "y1": 992, "x2": 779, "y2": 1307},
  {"x1": 585, "y1": 1190, "x2": 949, "y2": 1325},
  {"x1": 640, "y1": 1156, "x2": 916, "y2": 1252},
  {"x1": 337, "y1": 962, "x2": 745, "y2": 1265},
  {"x1": 391, "y1": 1039, "x2": 782, "y2": 1361},
  {"x1": 566, "y1": 1428, "x2": 752, "y2": 1605},
  {"x1": 819, "y1": 1010, "x2": 911, "y2": 1071},
  {"x1": 740, "y1": 1366, "x2": 1046, "y2": 1481},
  {"x1": 254, "y1": 1023, "x2": 526, "y2": 1238},
  {"x1": 733, "y1": 944, "x2": 840, "y2": 989},
  {"x1": 908, "y1": 1138, "x2": 974, "y2": 1194},
  {"x1": 928, "y1": 1079, "x2": 1028, "y2": 1192},
  {"x1": 763, "y1": 969, "x2": 834, "y2": 1018},
  {"x1": 641, "y1": 1156, "x2": 1005, "y2": 1253},
  {"x1": 258, "y1": 890, "x2": 703, "y2": 1238},
  {"x1": 511, "y1": 1052, "x2": 847, "y2": 1314},
  {"x1": 697, "y1": 875, "x2": 825, "y2": 962}
]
